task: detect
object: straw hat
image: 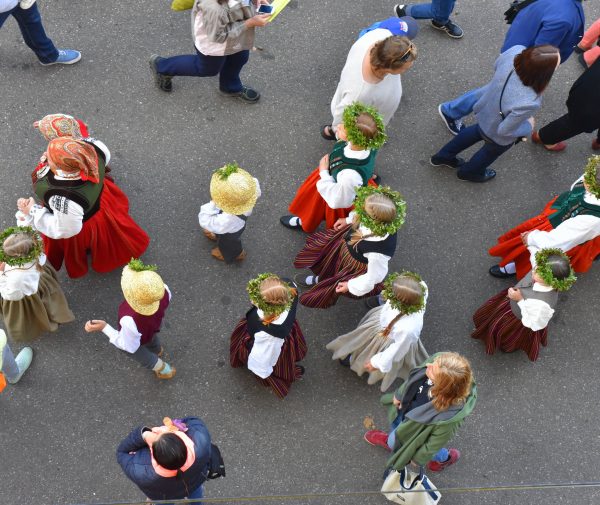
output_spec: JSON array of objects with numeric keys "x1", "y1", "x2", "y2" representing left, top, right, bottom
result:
[
  {"x1": 121, "y1": 259, "x2": 165, "y2": 316},
  {"x1": 210, "y1": 163, "x2": 258, "y2": 215}
]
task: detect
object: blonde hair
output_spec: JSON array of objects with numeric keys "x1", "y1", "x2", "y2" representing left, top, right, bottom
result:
[
  {"x1": 430, "y1": 353, "x2": 473, "y2": 412},
  {"x1": 381, "y1": 276, "x2": 423, "y2": 337},
  {"x1": 349, "y1": 193, "x2": 397, "y2": 246},
  {"x1": 259, "y1": 277, "x2": 297, "y2": 324}
]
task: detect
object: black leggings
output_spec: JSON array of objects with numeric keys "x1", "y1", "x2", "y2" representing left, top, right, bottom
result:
[{"x1": 538, "y1": 113, "x2": 600, "y2": 144}]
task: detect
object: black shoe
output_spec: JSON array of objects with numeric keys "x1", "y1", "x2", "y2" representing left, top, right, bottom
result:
[
  {"x1": 393, "y1": 4, "x2": 406, "y2": 17},
  {"x1": 149, "y1": 55, "x2": 172, "y2": 92},
  {"x1": 364, "y1": 296, "x2": 382, "y2": 310},
  {"x1": 430, "y1": 155, "x2": 465, "y2": 169},
  {"x1": 431, "y1": 19, "x2": 464, "y2": 39},
  {"x1": 489, "y1": 264, "x2": 515, "y2": 278},
  {"x1": 296, "y1": 365, "x2": 305, "y2": 377},
  {"x1": 438, "y1": 104, "x2": 465, "y2": 135},
  {"x1": 578, "y1": 52, "x2": 588, "y2": 69},
  {"x1": 372, "y1": 174, "x2": 382, "y2": 185},
  {"x1": 219, "y1": 85, "x2": 260, "y2": 103},
  {"x1": 280, "y1": 215, "x2": 303, "y2": 230},
  {"x1": 338, "y1": 356, "x2": 351, "y2": 367},
  {"x1": 321, "y1": 124, "x2": 336, "y2": 141},
  {"x1": 457, "y1": 169, "x2": 496, "y2": 182},
  {"x1": 293, "y1": 273, "x2": 316, "y2": 288}
]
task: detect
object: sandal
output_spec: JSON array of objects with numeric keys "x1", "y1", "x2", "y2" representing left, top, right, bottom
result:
[{"x1": 321, "y1": 124, "x2": 336, "y2": 140}]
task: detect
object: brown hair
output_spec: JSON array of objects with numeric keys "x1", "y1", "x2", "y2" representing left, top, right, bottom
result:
[
  {"x1": 513, "y1": 45, "x2": 560, "y2": 94},
  {"x1": 430, "y1": 353, "x2": 473, "y2": 412},
  {"x1": 370, "y1": 36, "x2": 417, "y2": 71},
  {"x1": 355, "y1": 112, "x2": 379, "y2": 142},
  {"x1": 348, "y1": 193, "x2": 397, "y2": 246},
  {"x1": 259, "y1": 277, "x2": 297, "y2": 324},
  {"x1": 381, "y1": 276, "x2": 423, "y2": 337},
  {"x1": 2, "y1": 233, "x2": 41, "y2": 270}
]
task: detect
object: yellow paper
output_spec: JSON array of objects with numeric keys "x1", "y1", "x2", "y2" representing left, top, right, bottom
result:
[{"x1": 267, "y1": 0, "x2": 291, "y2": 21}]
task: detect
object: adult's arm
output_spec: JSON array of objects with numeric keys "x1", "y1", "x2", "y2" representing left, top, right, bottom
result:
[
  {"x1": 496, "y1": 104, "x2": 536, "y2": 139},
  {"x1": 116, "y1": 426, "x2": 147, "y2": 476},
  {"x1": 202, "y1": 4, "x2": 248, "y2": 44},
  {"x1": 411, "y1": 422, "x2": 461, "y2": 466}
]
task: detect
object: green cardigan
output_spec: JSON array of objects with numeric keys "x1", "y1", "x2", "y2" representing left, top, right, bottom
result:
[{"x1": 380, "y1": 353, "x2": 477, "y2": 469}]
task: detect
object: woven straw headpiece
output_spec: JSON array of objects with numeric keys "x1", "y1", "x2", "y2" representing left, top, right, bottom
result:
[
  {"x1": 210, "y1": 163, "x2": 258, "y2": 215},
  {"x1": 121, "y1": 260, "x2": 165, "y2": 316}
]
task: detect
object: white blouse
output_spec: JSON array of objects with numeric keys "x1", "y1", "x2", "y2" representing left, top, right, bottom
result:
[
  {"x1": 517, "y1": 282, "x2": 555, "y2": 331},
  {"x1": 0, "y1": 256, "x2": 46, "y2": 301},
  {"x1": 247, "y1": 308, "x2": 288, "y2": 379}
]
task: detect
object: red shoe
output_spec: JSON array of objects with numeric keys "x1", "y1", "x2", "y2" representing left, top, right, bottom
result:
[
  {"x1": 427, "y1": 448, "x2": 461, "y2": 472},
  {"x1": 364, "y1": 430, "x2": 391, "y2": 451},
  {"x1": 592, "y1": 139, "x2": 600, "y2": 151},
  {"x1": 531, "y1": 131, "x2": 566, "y2": 151}
]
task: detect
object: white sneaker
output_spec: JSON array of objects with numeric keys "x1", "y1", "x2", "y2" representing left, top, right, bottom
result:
[
  {"x1": 7, "y1": 347, "x2": 33, "y2": 384},
  {"x1": 19, "y1": 0, "x2": 36, "y2": 9}
]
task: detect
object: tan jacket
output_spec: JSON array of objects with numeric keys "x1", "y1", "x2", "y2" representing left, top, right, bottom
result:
[{"x1": 192, "y1": 0, "x2": 256, "y2": 56}]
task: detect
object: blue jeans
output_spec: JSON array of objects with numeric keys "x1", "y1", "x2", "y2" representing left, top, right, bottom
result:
[
  {"x1": 406, "y1": 0, "x2": 457, "y2": 24},
  {"x1": 387, "y1": 412, "x2": 448, "y2": 463},
  {"x1": 0, "y1": 3, "x2": 58, "y2": 63},
  {"x1": 157, "y1": 484, "x2": 203, "y2": 505},
  {"x1": 1, "y1": 343, "x2": 20, "y2": 381},
  {"x1": 156, "y1": 49, "x2": 250, "y2": 93},
  {"x1": 440, "y1": 87, "x2": 484, "y2": 121},
  {"x1": 435, "y1": 124, "x2": 513, "y2": 178}
]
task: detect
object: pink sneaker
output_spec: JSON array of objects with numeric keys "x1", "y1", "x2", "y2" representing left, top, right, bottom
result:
[
  {"x1": 364, "y1": 430, "x2": 391, "y2": 451},
  {"x1": 427, "y1": 448, "x2": 461, "y2": 472}
]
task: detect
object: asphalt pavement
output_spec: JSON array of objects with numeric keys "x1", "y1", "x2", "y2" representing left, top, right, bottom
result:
[{"x1": 1, "y1": 1, "x2": 600, "y2": 504}]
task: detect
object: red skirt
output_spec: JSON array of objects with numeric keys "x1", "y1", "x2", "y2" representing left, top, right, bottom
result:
[
  {"x1": 489, "y1": 196, "x2": 600, "y2": 278},
  {"x1": 293, "y1": 224, "x2": 383, "y2": 309},
  {"x1": 471, "y1": 289, "x2": 548, "y2": 361},
  {"x1": 288, "y1": 167, "x2": 377, "y2": 233},
  {"x1": 229, "y1": 319, "x2": 307, "y2": 399},
  {"x1": 42, "y1": 179, "x2": 150, "y2": 278}
]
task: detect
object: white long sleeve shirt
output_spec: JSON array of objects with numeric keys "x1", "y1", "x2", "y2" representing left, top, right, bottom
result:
[
  {"x1": 527, "y1": 176, "x2": 600, "y2": 253},
  {"x1": 0, "y1": 0, "x2": 18, "y2": 12},
  {"x1": 247, "y1": 308, "x2": 287, "y2": 379},
  {"x1": 198, "y1": 178, "x2": 261, "y2": 234},
  {"x1": 344, "y1": 213, "x2": 393, "y2": 296},
  {"x1": 330, "y1": 29, "x2": 402, "y2": 127},
  {"x1": 316, "y1": 146, "x2": 370, "y2": 209},
  {"x1": 0, "y1": 256, "x2": 46, "y2": 301},
  {"x1": 517, "y1": 283, "x2": 555, "y2": 331},
  {"x1": 370, "y1": 285, "x2": 428, "y2": 373},
  {"x1": 101, "y1": 285, "x2": 172, "y2": 353}
]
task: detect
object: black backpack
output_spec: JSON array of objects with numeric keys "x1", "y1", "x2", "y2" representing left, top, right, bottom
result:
[{"x1": 504, "y1": 0, "x2": 538, "y2": 24}]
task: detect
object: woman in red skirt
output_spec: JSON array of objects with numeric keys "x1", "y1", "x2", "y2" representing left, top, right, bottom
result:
[
  {"x1": 230, "y1": 273, "x2": 307, "y2": 399},
  {"x1": 472, "y1": 248, "x2": 575, "y2": 361},
  {"x1": 280, "y1": 102, "x2": 386, "y2": 233},
  {"x1": 16, "y1": 136, "x2": 149, "y2": 278},
  {"x1": 293, "y1": 185, "x2": 405, "y2": 309},
  {"x1": 488, "y1": 155, "x2": 600, "y2": 279}
]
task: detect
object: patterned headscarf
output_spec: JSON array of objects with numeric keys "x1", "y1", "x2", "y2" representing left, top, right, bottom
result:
[
  {"x1": 33, "y1": 114, "x2": 85, "y2": 141},
  {"x1": 46, "y1": 138, "x2": 100, "y2": 183}
]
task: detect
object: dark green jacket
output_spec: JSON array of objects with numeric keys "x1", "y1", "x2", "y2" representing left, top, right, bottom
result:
[{"x1": 381, "y1": 353, "x2": 477, "y2": 469}]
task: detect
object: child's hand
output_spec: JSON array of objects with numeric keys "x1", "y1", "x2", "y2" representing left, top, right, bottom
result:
[
  {"x1": 507, "y1": 287, "x2": 523, "y2": 301},
  {"x1": 17, "y1": 197, "x2": 35, "y2": 214},
  {"x1": 364, "y1": 361, "x2": 377, "y2": 372},
  {"x1": 333, "y1": 218, "x2": 348, "y2": 230},
  {"x1": 85, "y1": 320, "x2": 107, "y2": 332},
  {"x1": 392, "y1": 396, "x2": 402, "y2": 409},
  {"x1": 319, "y1": 154, "x2": 329, "y2": 171},
  {"x1": 0, "y1": 262, "x2": 5, "y2": 272},
  {"x1": 335, "y1": 281, "x2": 349, "y2": 293},
  {"x1": 520, "y1": 231, "x2": 530, "y2": 245}
]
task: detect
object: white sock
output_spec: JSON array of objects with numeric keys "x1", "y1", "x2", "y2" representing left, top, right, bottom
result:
[
  {"x1": 306, "y1": 275, "x2": 319, "y2": 285},
  {"x1": 500, "y1": 262, "x2": 516, "y2": 274},
  {"x1": 289, "y1": 216, "x2": 302, "y2": 226},
  {"x1": 152, "y1": 358, "x2": 164, "y2": 372}
]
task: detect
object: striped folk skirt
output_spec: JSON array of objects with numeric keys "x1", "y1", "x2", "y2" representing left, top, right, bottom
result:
[
  {"x1": 471, "y1": 289, "x2": 548, "y2": 361},
  {"x1": 293, "y1": 224, "x2": 383, "y2": 309},
  {"x1": 229, "y1": 319, "x2": 308, "y2": 399}
]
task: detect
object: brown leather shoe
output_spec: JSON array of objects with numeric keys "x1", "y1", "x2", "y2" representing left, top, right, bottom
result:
[
  {"x1": 211, "y1": 248, "x2": 246, "y2": 262},
  {"x1": 235, "y1": 250, "x2": 246, "y2": 261},
  {"x1": 593, "y1": 139, "x2": 600, "y2": 151},
  {"x1": 203, "y1": 229, "x2": 217, "y2": 241},
  {"x1": 154, "y1": 362, "x2": 176, "y2": 380}
]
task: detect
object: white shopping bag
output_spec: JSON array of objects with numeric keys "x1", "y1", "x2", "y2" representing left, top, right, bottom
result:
[{"x1": 381, "y1": 467, "x2": 441, "y2": 505}]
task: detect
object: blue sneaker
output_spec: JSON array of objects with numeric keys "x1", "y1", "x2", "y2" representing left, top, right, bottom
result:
[
  {"x1": 438, "y1": 104, "x2": 465, "y2": 135},
  {"x1": 7, "y1": 347, "x2": 33, "y2": 384},
  {"x1": 40, "y1": 49, "x2": 82, "y2": 66}
]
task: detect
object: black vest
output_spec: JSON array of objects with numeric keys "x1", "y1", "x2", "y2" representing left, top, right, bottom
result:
[
  {"x1": 345, "y1": 229, "x2": 397, "y2": 263},
  {"x1": 509, "y1": 272, "x2": 558, "y2": 320},
  {"x1": 246, "y1": 279, "x2": 298, "y2": 340}
]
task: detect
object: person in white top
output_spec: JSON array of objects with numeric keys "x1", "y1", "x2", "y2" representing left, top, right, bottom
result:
[
  {"x1": 198, "y1": 163, "x2": 260, "y2": 263},
  {"x1": 321, "y1": 29, "x2": 417, "y2": 140},
  {"x1": 230, "y1": 274, "x2": 307, "y2": 399},
  {"x1": 489, "y1": 155, "x2": 600, "y2": 279},
  {"x1": 327, "y1": 271, "x2": 429, "y2": 391},
  {"x1": 0, "y1": 226, "x2": 73, "y2": 342},
  {"x1": 473, "y1": 248, "x2": 576, "y2": 362}
]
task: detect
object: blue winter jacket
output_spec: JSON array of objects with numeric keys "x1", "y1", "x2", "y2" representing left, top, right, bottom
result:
[
  {"x1": 116, "y1": 417, "x2": 212, "y2": 501},
  {"x1": 501, "y1": 0, "x2": 585, "y2": 63}
]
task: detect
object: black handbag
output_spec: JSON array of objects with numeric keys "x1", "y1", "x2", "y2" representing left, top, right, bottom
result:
[
  {"x1": 504, "y1": 0, "x2": 538, "y2": 24},
  {"x1": 207, "y1": 443, "x2": 226, "y2": 479}
]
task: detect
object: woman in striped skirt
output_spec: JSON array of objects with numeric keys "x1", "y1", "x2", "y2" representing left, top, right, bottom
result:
[
  {"x1": 230, "y1": 273, "x2": 307, "y2": 398},
  {"x1": 472, "y1": 248, "x2": 575, "y2": 361},
  {"x1": 293, "y1": 186, "x2": 406, "y2": 309}
]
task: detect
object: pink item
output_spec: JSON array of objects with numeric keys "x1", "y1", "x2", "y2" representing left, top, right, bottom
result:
[
  {"x1": 580, "y1": 18, "x2": 600, "y2": 67},
  {"x1": 149, "y1": 428, "x2": 196, "y2": 478}
]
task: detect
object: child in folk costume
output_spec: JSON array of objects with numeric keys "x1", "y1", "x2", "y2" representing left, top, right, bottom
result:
[
  {"x1": 0, "y1": 227, "x2": 73, "y2": 342},
  {"x1": 198, "y1": 163, "x2": 260, "y2": 263},
  {"x1": 489, "y1": 155, "x2": 600, "y2": 279},
  {"x1": 230, "y1": 273, "x2": 307, "y2": 399},
  {"x1": 33, "y1": 113, "x2": 89, "y2": 141},
  {"x1": 84, "y1": 260, "x2": 176, "y2": 379},
  {"x1": 17, "y1": 136, "x2": 149, "y2": 278},
  {"x1": 326, "y1": 271, "x2": 428, "y2": 391},
  {"x1": 472, "y1": 248, "x2": 575, "y2": 362},
  {"x1": 293, "y1": 186, "x2": 405, "y2": 309},
  {"x1": 280, "y1": 102, "x2": 386, "y2": 233}
]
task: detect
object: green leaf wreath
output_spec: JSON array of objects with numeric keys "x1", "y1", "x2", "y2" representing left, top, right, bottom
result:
[
  {"x1": 127, "y1": 258, "x2": 158, "y2": 272},
  {"x1": 214, "y1": 162, "x2": 240, "y2": 181},
  {"x1": 583, "y1": 155, "x2": 600, "y2": 200},
  {"x1": 342, "y1": 102, "x2": 387, "y2": 150},
  {"x1": 381, "y1": 271, "x2": 426, "y2": 314},
  {"x1": 534, "y1": 248, "x2": 576, "y2": 292},
  {"x1": 0, "y1": 227, "x2": 43, "y2": 267},
  {"x1": 353, "y1": 185, "x2": 406, "y2": 236},
  {"x1": 247, "y1": 273, "x2": 294, "y2": 316}
]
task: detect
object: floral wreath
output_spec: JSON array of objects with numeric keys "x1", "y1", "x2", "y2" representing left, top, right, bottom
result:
[
  {"x1": 0, "y1": 227, "x2": 43, "y2": 267},
  {"x1": 247, "y1": 273, "x2": 294, "y2": 316},
  {"x1": 583, "y1": 155, "x2": 600, "y2": 200},
  {"x1": 381, "y1": 271, "x2": 426, "y2": 314},
  {"x1": 353, "y1": 185, "x2": 406, "y2": 236},
  {"x1": 535, "y1": 248, "x2": 576, "y2": 292},
  {"x1": 342, "y1": 102, "x2": 387, "y2": 150},
  {"x1": 214, "y1": 162, "x2": 240, "y2": 181}
]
